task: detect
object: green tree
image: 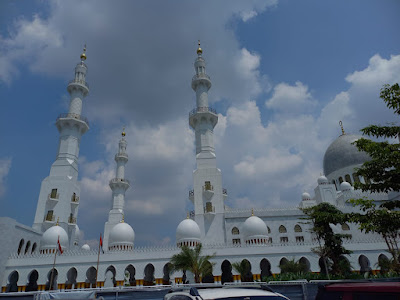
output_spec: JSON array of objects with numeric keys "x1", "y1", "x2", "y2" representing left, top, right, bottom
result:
[
  {"x1": 232, "y1": 259, "x2": 253, "y2": 282},
  {"x1": 279, "y1": 258, "x2": 308, "y2": 274},
  {"x1": 301, "y1": 202, "x2": 352, "y2": 276},
  {"x1": 169, "y1": 244, "x2": 215, "y2": 283}
]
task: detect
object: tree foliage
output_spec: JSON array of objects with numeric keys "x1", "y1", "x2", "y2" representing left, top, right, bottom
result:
[
  {"x1": 279, "y1": 258, "x2": 309, "y2": 274},
  {"x1": 232, "y1": 259, "x2": 253, "y2": 282},
  {"x1": 169, "y1": 244, "x2": 215, "y2": 283},
  {"x1": 301, "y1": 202, "x2": 352, "y2": 276}
]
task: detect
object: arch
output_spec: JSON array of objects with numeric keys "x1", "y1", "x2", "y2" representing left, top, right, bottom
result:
[
  {"x1": 125, "y1": 264, "x2": 136, "y2": 286},
  {"x1": 85, "y1": 266, "x2": 97, "y2": 288},
  {"x1": 143, "y1": 264, "x2": 155, "y2": 286},
  {"x1": 17, "y1": 239, "x2": 24, "y2": 255},
  {"x1": 332, "y1": 179, "x2": 337, "y2": 190},
  {"x1": 260, "y1": 259, "x2": 272, "y2": 279},
  {"x1": 345, "y1": 174, "x2": 352, "y2": 184},
  {"x1": 342, "y1": 223, "x2": 350, "y2": 231},
  {"x1": 279, "y1": 258, "x2": 288, "y2": 268},
  {"x1": 6, "y1": 271, "x2": 19, "y2": 292},
  {"x1": 359, "y1": 255, "x2": 371, "y2": 274},
  {"x1": 352, "y1": 173, "x2": 360, "y2": 184},
  {"x1": 31, "y1": 243, "x2": 37, "y2": 254},
  {"x1": 24, "y1": 241, "x2": 31, "y2": 255},
  {"x1": 221, "y1": 260, "x2": 233, "y2": 284},
  {"x1": 26, "y1": 270, "x2": 38, "y2": 292},
  {"x1": 339, "y1": 177, "x2": 344, "y2": 183},
  {"x1": 46, "y1": 268, "x2": 58, "y2": 290},
  {"x1": 162, "y1": 263, "x2": 171, "y2": 285},
  {"x1": 339, "y1": 256, "x2": 352, "y2": 275},
  {"x1": 294, "y1": 224, "x2": 302, "y2": 233},
  {"x1": 267, "y1": 226, "x2": 271, "y2": 234},
  {"x1": 104, "y1": 266, "x2": 116, "y2": 288},
  {"x1": 319, "y1": 257, "x2": 329, "y2": 274},
  {"x1": 299, "y1": 257, "x2": 311, "y2": 272},
  {"x1": 66, "y1": 267, "x2": 77, "y2": 289},
  {"x1": 201, "y1": 261, "x2": 214, "y2": 283},
  {"x1": 239, "y1": 259, "x2": 253, "y2": 282},
  {"x1": 279, "y1": 225, "x2": 287, "y2": 233},
  {"x1": 231, "y1": 227, "x2": 240, "y2": 235},
  {"x1": 378, "y1": 254, "x2": 390, "y2": 274}
]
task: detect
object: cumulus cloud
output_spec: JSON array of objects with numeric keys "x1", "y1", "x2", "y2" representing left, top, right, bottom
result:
[{"x1": 0, "y1": 158, "x2": 12, "y2": 198}]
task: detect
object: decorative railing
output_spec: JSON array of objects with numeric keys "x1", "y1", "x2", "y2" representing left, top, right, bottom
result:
[
  {"x1": 68, "y1": 79, "x2": 89, "y2": 89},
  {"x1": 192, "y1": 73, "x2": 211, "y2": 82},
  {"x1": 204, "y1": 202, "x2": 215, "y2": 213},
  {"x1": 71, "y1": 195, "x2": 79, "y2": 203},
  {"x1": 57, "y1": 113, "x2": 89, "y2": 126},
  {"x1": 116, "y1": 152, "x2": 128, "y2": 159},
  {"x1": 48, "y1": 193, "x2": 59, "y2": 200},
  {"x1": 189, "y1": 190, "x2": 194, "y2": 197},
  {"x1": 44, "y1": 215, "x2": 55, "y2": 222},
  {"x1": 68, "y1": 216, "x2": 77, "y2": 224},
  {"x1": 109, "y1": 178, "x2": 130, "y2": 185},
  {"x1": 189, "y1": 106, "x2": 217, "y2": 117}
]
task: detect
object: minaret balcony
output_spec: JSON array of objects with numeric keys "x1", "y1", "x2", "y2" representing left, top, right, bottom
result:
[
  {"x1": 71, "y1": 195, "x2": 79, "y2": 206},
  {"x1": 44, "y1": 215, "x2": 55, "y2": 223},
  {"x1": 204, "y1": 202, "x2": 215, "y2": 214},
  {"x1": 109, "y1": 177, "x2": 130, "y2": 190},
  {"x1": 189, "y1": 190, "x2": 194, "y2": 202},
  {"x1": 115, "y1": 152, "x2": 128, "y2": 162},
  {"x1": 189, "y1": 107, "x2": 218, "y2": 129},
  {"x1": 47, "y1": 193, "x2": 59, "y2": 203},
  {"x1": 67, "y1": 79, "x2": 89, "y2": 95},
  {"x1": 68, "y1": 216, "x2": 77, "y2": 224},
  {"x1": 191, "y1": 73, "x2": 211, "y2": 90},
  {"x1": 203, "y1": 183, "x2": 214, "y2": 200},
  {"x1": 56, "y1": 113, "x2": 89, "y2": 133}
]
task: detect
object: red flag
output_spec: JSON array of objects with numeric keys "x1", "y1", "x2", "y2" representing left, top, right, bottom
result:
[
  {"x1": 57, "y1": 236, "x2": 63, "y2": 254},
  {"x1": 100, "y1": 234, "x2": 104, "y2": 254}
]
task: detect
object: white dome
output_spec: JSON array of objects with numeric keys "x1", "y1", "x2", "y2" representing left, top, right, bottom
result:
[
  {"x1": 109, "y1": 222, "x2": 135, "y2": 250},
  {"x1": 81, "y1": 244, "x2": 90, "y2": 251},
  {"x1": 317, "y1": 175, "x2": 329, "y2": 185},
  {"x1": 340, "y1": 181, "x2": 352, "y2": 191},
  {"x1": 176, "y1": 218, "x2": 201, "y2": 245},
  {"x1": 301, "y1": 192, "x2": 311, "y2": 201},
  {"x1": 243, "y1": 215, "x2": 268, "y2": 241},
  {"x1": 41, "y1": 225, "x2": 68, "y2": 251}
]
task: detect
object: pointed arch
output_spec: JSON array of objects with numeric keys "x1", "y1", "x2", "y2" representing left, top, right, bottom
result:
[
  {"x1": 231, "y1": 227, "x2": 240, "y2": 235},
  {"x1": 17, "y1": 239, "x2": 24, "y2": 255},
  {"x1": 125, "y1": 264, "x2": 136, "y2": 286},
  {"x1": 299, "y1": 257, "x2": 311, "y2": 272},
  {"x1": 279, "y1": 225, "x2": 287, "y2": 233},
  {"x1": 85, "y1": 266, "x2": 97, "y2": 288},
  {"x1": 260, "y1": 259, "x2": 272, "y2": 279},
  {"x1": 221, "y1": 260, "x2": 233, "y2": 284},
  {"x1": 359, "y1": 255, "x2": 371, "y2": 274},
  {"x1": 26, "y1": 270, "x2": 38, "y2": 292},
  {"x1": 144, "y1": 264, "x2": 155, "y2": 286},
  {"x1": 24, "y1": 241, "x2": 31, "y2": 255},
  {"x1": 294, "y1": 224, "x2": 302, "y2": 233},
  {"x1": 45, "y1": 268, "x2": 58, "y2": 290},
  {"x1": 31, "y1": 243, "x2": 37, "y2": 254},
  {"x1": 378, "y1": 254, "x2": 390, "y2": 274},
  {"x1": 104, "y1": 265, "x2": 116, "y2": 288},
  {"x1": 162, "y1": 263, "x2": 171, "y2": 285},
  {"x1": 201, "y1": 261, "x2": 214, "y2": 283},
  {"x1": 239, "y1": 259, "x2": 253, "y2": 282},
  {"x1": 66, "y1": 267, "x2": 77, "y2": 289},
  {"x1": 6, "y1": 271, "x2": 19, "y2": 292}
]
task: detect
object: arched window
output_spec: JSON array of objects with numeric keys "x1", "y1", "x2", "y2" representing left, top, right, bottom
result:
[
  {"x1": 339, "y1": 177, "x2": 344, "y2": 183},
  {"x1": 31, "y1": 243, "x2": 37, "y2": 254},
  {"x1": 342, "y1": 223, "x2": 350, "y2": 231},
  {"x1": 294, "y1": 225, "x2": 302, "y2": 232},
  {"x1": 231, "y1": 227, "x2": 240, "y2": 235},
  {"x1": 345, "y1": 174, "x2": 351, "y2": 184},
  {"x1": 352, "y1": 173, "x2": 360, "y2": 184},
  {"x1": 17, "y1": 239, "x2": 24, "y2": 255},
  {"x1": 267, "y1": 226, "x2": 271, "y2": 234},
  {"x1": 24, "y1": 241, "x2": 31, "y2": 254},
  {"x1": 279, "y1": 225, "x2": 287, "y2": 233}
]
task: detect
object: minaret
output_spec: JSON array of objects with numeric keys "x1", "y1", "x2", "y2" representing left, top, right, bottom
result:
[
  {"x1": 189, "y1": 42, "x2": 227, "y2": 245},
  {"x1": 103, "y1": 129, "x2": 131, "y2": 250},
  {"x1": 33, "y1": 46, "x2": 90, "y2": 248}
]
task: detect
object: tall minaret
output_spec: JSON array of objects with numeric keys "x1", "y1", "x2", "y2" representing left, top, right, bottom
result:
[
  {"x1": 103, "y1": 129, "x2": 130, "y2": 250},
  {"x1": 189, "y1": 42, "x2": 227, "y2": 245},
  {"x1": 33, "y1": 46, "x2": 90, "y2": 248}
]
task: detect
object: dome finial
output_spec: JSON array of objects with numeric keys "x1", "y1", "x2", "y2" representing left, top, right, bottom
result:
[
  {"x1": 122, "y1": 127, "x2": 126, "y2": 137},
  {"x1": 121, "y1": 214, "x2": 124, "y2": 223},
  {"x1": 197, "y1": 40, "x2": 202, "y2": 55},
  {"x1": 251, "y1": 208, "x2": 254, "y2": 216},
  {"x1": 56, "y1": 217, "x2": 59, "y2": 226},
  {"x1": 339, "y1": 120, "x2": 345, "y2": 135},
  {"x1": 186, "y1": 212, "x2": 190, "y2": 219},
  {"x1": 80, "y1": 44, "x2": 87, "y2": 61}
]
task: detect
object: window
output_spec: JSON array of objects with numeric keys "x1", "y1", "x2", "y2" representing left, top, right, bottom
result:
[
  {"x1": 232, "y1": 239, "x2": 241, "y2": 244},
  {"x1": 50, "y1": 188, "x2": 58, "y2": 199},
  {"x1": 232, "y1": 227, "x2": 240, "y2": 235},
  {"x1": 345, "y1": 174, "x2": 351, "y2": 184},
  {"x1": 280, "y1": 237, "x2": 288, "y2": 243},
  {"x1": 17, "y1": 239, "x2": 24, "y2": 255},
  {"x1": 204, "y1": 181, "x2": 212, "y2": 191},
  {"x1": 294, "y1": 224, "x2": 302, "y2": 232},
  {"x1": 352, "y1": 173, "x2": 360, "y2": 184},
  {"x1": 31, "y1": 243, "x2": 37, "y2": 254},
  {"x1": 45, "y1": 210, "x2": 54, "y2": 221},
  {"x1": 339, "y1": 177, "x2": 344, "y2": 183},
  {"x1": 268, "y1": 237, "x2": 272, "y2": 243},
  {"x1": 342, "y1": 223, "x2": 350, "y2": 231},
  {"x1": 296, "y1": 236, "x2": 304, "y2": 243},
  {"x1": 279, "y1": 225, "x2": 287, "y2": 233},
  {"x1": 267, "y1": 226, "x2": 271, "y2": 234}
]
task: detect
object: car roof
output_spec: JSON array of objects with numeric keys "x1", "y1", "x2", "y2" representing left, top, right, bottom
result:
[
  {"x1": 198, "y1": 288, "x2": 286, "y2": 299},
  {"x1": 325, "y1": 282, "x2": 400, "y2": 293}
]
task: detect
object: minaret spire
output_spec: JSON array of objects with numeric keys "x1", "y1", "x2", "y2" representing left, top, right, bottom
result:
[{"x1": 103, "y1": 129, "x2": 131, "y2": 250}]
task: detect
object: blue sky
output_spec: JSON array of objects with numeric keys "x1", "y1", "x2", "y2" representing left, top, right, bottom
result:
[{"x1": 1, "y1": 0, "x2": 399, "y2": 247}]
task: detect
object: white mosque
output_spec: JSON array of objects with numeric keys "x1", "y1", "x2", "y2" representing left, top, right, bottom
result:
[{"x1": 1, "y1": 44, "x2": 398, "y2": 293}]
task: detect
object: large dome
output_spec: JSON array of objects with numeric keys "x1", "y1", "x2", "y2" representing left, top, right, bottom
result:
[
  {"x1": 109, "y1": 222, "x2": 135, "y2": 251},
  {"x1": 176, "y1": 218, "x2": 201, "y2": 247},
  {"x1": 243, "y1": 214, "x2": 268, "y2": 244},
  {"x1": 40, "y1": 224, "x2": 68, "y2": 252},
  {"x1": 323, "y1": 134, "x2": 370, "y2": 177}
]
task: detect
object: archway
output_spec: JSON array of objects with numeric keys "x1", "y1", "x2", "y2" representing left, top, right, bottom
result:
[
  {"x1": 66, "y1": 267, "x2": 77, "y2": 289},
  {"x1": 359, "y1": 255, "x2": 371, "y2": 275},
  {"x1": 378, "y1": 254, "x2": 390, "y2": 274},
  {"x1": 238, "y1": 259, "x2": 253, "y2": 282},
  {"x1": 144, "y1": 264, "x2": 155, "y2": 286},
  {"x1": 45, "y1": 268, "x2": 58, "y2": 290},
  {"x1": 125, "y1": 265, "x2": 136, "y2": 286},
  {"x1": 260, "y1": 259, "x2": 272, "y2": 279},
  {"x1": 299, "y1": 257, "x2": 311, "y2": 272},
  {"x1": 6, "y1": 271, "x2": 19, "y2": 292},
  {"x1": 104, "y1": 266, "x2": 116, "y2": 288},
  {"x1": 201, "y1": 261, "x2": 214, "y2": 283},
  {"x1": 319, "y1": 257, "x2": 329, "y2": 274},
  {"x1": 85, "y1": 267, "x2": 97, "y2": 288},
  {"x1": 221, "y1": 260, "x2": 233, "y2": 284},
  {"x1": 26, "y1": 270, "x2": 38, "y2": 292},
  {"x1": 162, "y1": 263, "x2": 171, "y2": 285}
]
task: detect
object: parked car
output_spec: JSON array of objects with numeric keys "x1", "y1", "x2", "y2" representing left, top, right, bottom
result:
[{"x1": 164, "y1": 286, "x2": 290, "y2": 300}]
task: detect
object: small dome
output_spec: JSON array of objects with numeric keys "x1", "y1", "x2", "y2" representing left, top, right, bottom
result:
[
  {"x1": 340, "y1": 181, "x2": 352, "y2": 191},
  {"x1": 302, "y1": 192, "x2": 311, "y2": 201},
  {"x1": 243, "y1": 215, "x2": 268, "y2": 243},
  {"x1": 81, "y1": 244, "x2": 90, "y2": 251},
  {"x1": 109, "y1": 222, "x2": 135, "y2": 250},
  {"x1": 317, "y1": 175, "x2": 329, "y2": 185},
  {"x1": 41, "y1": 224, "x2": 68, "y2": 251},
  {"x1": 323, "y1": 134, "x2": 370, "y2": 177},
  {"x1": 176, "y1": 218, "x2": 201, "y2": 246}
]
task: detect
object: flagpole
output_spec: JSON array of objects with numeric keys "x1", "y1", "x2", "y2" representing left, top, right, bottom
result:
[
  {"x1": 49, "y1": 245, "x2": 58, "y2": 290},
  {"x1": 95, "y1": 234, "x2": 101, "y2": 288}
]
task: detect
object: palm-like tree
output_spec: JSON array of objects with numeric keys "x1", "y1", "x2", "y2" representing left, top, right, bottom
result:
[
  {"x1": 232, "y1": 259, "x2": 253, "y2": 282},
  {"x1": 170, "y1": 244, "x2": 215, "y2": 283}
]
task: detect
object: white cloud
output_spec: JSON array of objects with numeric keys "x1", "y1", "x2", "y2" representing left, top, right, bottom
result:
[{"x1": 0, "y1": 158, "x2": 12, "y2": 198}]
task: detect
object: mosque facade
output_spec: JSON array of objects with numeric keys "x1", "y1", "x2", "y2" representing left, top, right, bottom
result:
[{"x1": 1, "y1": 45, "x2": 398, "y2": 292}]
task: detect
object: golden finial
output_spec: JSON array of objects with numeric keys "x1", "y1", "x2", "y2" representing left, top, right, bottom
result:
[
  {"x1": 80, "y1": 44, "x2": 87, "y2": 61},
  {"x1": 186, "y1": 212, "x2": 190, "y2": 219},
  {"x1": 122, "y1": 127, "x2": 126, "y2": 137},
  {"x1": 339, "y1": 120, "x2": 345, "y2": 135},
  {"x1": 121, "y1": 214, "x2": 124, "y2": 223},
  {"x1": 197, "y1": 40, "x2": 202, "y2": 55},
  {"x1": 56, "y1": 217, "x2": 59, "y2": 226},
  {"x1": 251, "y1": 208, "x2": 254, "y2": 216}
]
